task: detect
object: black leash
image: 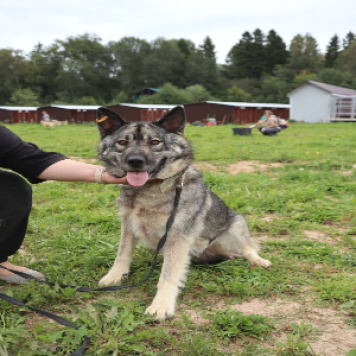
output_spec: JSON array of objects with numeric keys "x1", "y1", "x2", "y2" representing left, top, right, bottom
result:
[{"x1": 0, "y1": 184, "x2": 183, "y2": 356}]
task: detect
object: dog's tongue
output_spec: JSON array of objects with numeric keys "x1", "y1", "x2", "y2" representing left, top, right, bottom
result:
[{"x1": 126, "y1": 171, "x2": 149, "y2": 186}]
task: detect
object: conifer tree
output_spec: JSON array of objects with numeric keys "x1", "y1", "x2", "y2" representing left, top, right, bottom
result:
[
  {"x1": 265, "y1": 30, "x2": 288, "y2": 73},
  {"x1": 342, "y1": 31, "x2": 356, "y2": 50},
  {"x1": 251, "y1": 29, "x2": 266, "y2": 78},
  {"x1": 325, "y1": 35, "x2": 339, "y2": 68},
  {"x1": 199, "y1": 36, "x2": 216, "y2": 60}
]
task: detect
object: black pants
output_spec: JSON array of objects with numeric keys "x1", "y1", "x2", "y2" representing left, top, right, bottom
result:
[
  {"x1": 258, "y1": 126, "x2": 281, "y2": 136},
  {"x1": 0, "y1": 170, "x2": 32, "y2": 263}
]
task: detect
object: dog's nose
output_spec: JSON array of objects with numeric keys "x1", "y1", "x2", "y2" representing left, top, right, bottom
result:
[{"x1": 128, "y1": 157, "x2": 145, "y2": 168}]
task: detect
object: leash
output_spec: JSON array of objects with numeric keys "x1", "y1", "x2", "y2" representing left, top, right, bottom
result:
[{"x1": 0, "y1": 179, "x2": 183, "y2": 356}]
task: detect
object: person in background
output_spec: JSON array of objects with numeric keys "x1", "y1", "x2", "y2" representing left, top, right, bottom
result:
[
  {"x1": 252, "y1": 110, "x2": 281, "y2": 136},
  {"x1": 42, "y1": 111, "x2": 51, "y2": 122},
  {"x1": 0, "y1": 124, "x2": 128, "y2": 284}
]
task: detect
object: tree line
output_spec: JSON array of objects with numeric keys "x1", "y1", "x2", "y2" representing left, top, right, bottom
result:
[{"x1": 0, "y1": 30, "x2": 355, "y2": 106}]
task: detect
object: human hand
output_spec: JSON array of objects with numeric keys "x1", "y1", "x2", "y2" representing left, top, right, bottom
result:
[{"x1": 101, "y1": 171, "x2": 129, "y2": 185}]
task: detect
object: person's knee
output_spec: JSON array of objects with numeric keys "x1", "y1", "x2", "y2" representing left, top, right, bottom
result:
[{"x1": 0, "y1": 172, "x2": 32, "y2": 209}]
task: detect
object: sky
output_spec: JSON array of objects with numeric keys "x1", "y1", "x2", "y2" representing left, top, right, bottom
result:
[{"x1": 1, "y1": 0, "x2": 355, "y2": 63}]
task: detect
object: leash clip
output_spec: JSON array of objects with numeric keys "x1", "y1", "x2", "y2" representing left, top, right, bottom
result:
[{"x1": 178, "y1": 172, "x2": 185, "y2": 188}]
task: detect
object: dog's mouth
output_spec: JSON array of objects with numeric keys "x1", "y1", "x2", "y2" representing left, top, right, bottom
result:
[{"x1": 126, "y1": 171, "x2": 149, "y2": 186}]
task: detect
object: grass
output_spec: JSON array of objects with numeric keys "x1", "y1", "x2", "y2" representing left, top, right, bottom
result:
[{"x1": 0, "y1": 122, "x2": 356, "y2": 355}]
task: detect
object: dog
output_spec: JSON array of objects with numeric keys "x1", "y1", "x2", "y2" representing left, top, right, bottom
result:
[{"x1": 96, "y1": 106, "x2": 272, "y2": 320}]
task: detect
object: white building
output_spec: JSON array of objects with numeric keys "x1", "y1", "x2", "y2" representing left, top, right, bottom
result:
[{"x1": 287, "y1": 81, "x2": 356, "y2": 122}]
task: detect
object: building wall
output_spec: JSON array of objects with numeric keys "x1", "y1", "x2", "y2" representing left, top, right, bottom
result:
[
  {"x1": 140, "y1": 108, "x2": 169, "y2": 121},
  {"x1": 289, "y1": 84, "x2": 330, "y2": 122},
  {"x1": 0, "y1": 109, "x2": 37, "y2": 123},
  {"x1": 185, "y1": 103, "x2": 234, "y2": 123},
  {"x1": 0, "y1": 109, "x2": 13, "y2": 123},
  {"x1": 108, "y1": 106, "x2": 141, "y2": 122},
  {"x1": 185, "y1": 103, "x2": 290, "y2": 124}
]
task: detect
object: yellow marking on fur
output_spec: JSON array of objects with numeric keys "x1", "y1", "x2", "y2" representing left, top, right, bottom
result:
[{"x1": 96, "y1": 115, "x2": 108, "y2": 123}]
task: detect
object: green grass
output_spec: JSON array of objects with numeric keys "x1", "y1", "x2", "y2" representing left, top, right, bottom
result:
[{"x1": 1, "y1": 122, "x2": 356, "y2": 355}]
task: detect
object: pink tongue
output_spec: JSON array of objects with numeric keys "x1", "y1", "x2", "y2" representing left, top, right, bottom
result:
[{"x1": 126, "y1": 171, "x2": 149, "y2": 186}]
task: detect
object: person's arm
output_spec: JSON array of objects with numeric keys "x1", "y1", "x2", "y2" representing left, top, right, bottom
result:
[
  {"x1": 37, "y1": 159, "x2": 128, "y2": 184},
  {"x1": 254, "y1": 119, "x2": 266, "y2": 127}
]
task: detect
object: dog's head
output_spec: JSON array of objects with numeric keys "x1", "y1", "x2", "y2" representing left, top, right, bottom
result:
[{"x1": 96, "y1": 106, "x2": 193, "y2": 186}]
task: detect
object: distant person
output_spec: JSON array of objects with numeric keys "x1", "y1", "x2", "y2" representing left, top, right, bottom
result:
[
  {"x1": 252, "y1": 110, "x2": 281, "y2": 136},
  {"x1": 42, "y1": 111, "x2": 51, "y2": 122}
]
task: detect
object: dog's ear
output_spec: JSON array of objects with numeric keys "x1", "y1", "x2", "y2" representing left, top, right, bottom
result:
[
  {"x1": 96, "y1": 107, "x2": 126, "y2": 138},
  {"x1": 156, "y1": 106, "x2": 186, "y2": 135}
]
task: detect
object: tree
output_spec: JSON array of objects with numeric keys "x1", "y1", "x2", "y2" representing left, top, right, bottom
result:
[
  {"x1": 199, "y1": 36, "x2": 217, "y2": 60},
  {"x1": 251, "y1": 29, "x2": 266, "y2": 78},
  {"x1": 7, "y1": 88, "x2": 40, "y2": 106},
  {"x1": 337, "y1": 41, "x2": 356, "y2": 76},
  {"x1": 293, "y1": 71, "x2": 318, "y2": 87},
  {"x1": 177, "y1": 39, "x2": 194, "y2": 58},
  {"x1": 108, "y1": 37, "x2": 151, "y2": 94},
  {"x1": 257, "y1": 65, "x2": 295, "y2": 103},
  {"x1": 0, "y1": 49, "x2": 35, "y2": 104},
  {"x1": 289, "y1": 33, "x2": 322, "y2": 73},
  {"x1": 224, "y1": 85, "x2": 251, "y2": 102},
  {"x1": 226, "y1": 31, "x2": 263, "y2": 79},
  {"x1": 185, "y1": 84, "x2": 213, "y2": 102},
  {"x1": 137, "y1": 82, "x2": 214, "y2": 104},
  {"x1": 325, "y1": 35, "x2": 340, "y2": 68},
  {"x1": 317, "y1": 68, "x2": 346, "y2": 87},
  {"x1": 342, "y1": 31, "x2": 356, "y2": 50},
  {"x1": 265, "y1": 30, "x2": 288, "y2": 73}
]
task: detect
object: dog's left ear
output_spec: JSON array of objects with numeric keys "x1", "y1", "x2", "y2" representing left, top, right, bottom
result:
[
  {"x1": 156, "y1": 106, "x2": 185, "y2": 135},
  {"x1": 96, "y1": 107, "x2": 126, "y2": 138}
]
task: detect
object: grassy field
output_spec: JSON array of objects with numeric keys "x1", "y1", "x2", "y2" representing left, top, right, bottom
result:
[{"x1": 0, "y1": 122, "x2": 356, "y2": 356}]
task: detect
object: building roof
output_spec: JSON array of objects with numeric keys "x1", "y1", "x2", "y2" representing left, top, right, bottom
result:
[
  {"x1": 119, "y1": 103, "x2": 176, "y2": 109},
  {"x1": 193, "y1": 101, "x2": 290, "y2": 109},
  {"x1": 0, "y1": 106, "x2": 38, "y2": 111},
  {"x1": 287, "y1": 81, "x2": 356, "y2": 96},
  {"x1": 39, "y1": 105, "x2": 101, "y2": 110}
]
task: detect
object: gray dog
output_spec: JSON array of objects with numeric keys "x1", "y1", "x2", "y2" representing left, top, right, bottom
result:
[{"x1": 96, "y1": 106, "x2": 272, "y2": 320}]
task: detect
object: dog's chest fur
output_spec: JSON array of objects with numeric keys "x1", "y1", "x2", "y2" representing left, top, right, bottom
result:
[{"x1": 117, "y1": 183, "x2": 174, "y2": 249}]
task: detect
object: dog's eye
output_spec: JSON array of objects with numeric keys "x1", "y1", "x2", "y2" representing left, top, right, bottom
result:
[
  {"x1": 118, "y1": 140, "x2": 127, "y2": 146},
  {"x1": 151, "y1": 140, "x2": 160, "y2": 145}
]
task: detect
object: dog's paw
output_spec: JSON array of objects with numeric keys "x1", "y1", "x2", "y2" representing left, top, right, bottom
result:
[
  {"x1": 98, "y1": 272, "x2": 125, "y2": 287},
  {"x1": 145, "y1": 302, "x2": 175, "y2": 320},
  {"x1": 252, "y1": 258, "x2": 272, "y2": 268}
]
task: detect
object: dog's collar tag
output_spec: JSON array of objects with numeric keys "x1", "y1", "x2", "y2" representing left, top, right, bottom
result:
[{"x1": 159, "y1": 173, "x2": 184, "y2": 194}]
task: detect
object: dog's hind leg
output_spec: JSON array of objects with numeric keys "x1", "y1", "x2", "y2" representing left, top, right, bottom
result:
[
  {"x1": 216, "y1": 215, "x2": 272, "y2": 268},
  {"x1": 99, "y1": 222, "x2": 139, "y2": 286},
  {"x1": 145, "y1": 235, "x2": 192, "y2": 320}
]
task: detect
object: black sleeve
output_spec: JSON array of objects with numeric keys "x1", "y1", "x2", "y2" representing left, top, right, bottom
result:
[{"x1": 0, "y1": 125, "x2": 68, "y2": 184}]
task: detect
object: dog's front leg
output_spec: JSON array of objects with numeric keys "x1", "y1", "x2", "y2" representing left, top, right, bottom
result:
[
  {"x1": 145, "y1": 234, "x2": 192, "y2": 320},
  {"x1": 99, "y1": 221, "x2": 138, "y2": 286}
]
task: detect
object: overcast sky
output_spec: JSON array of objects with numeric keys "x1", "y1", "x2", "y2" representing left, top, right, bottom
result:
[{"x1": 1, "y1": 0, "x2": 355, "y2": 63}]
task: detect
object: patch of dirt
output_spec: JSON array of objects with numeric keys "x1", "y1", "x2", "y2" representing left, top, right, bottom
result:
[
  {"x1": 178, "y1": 307, "x2": 211, "y2": 326},
  {"x1": 340, "y1": 170, "x2": 353, "y2": 176},
  {"x1": 261, "y1": 215, "x2": 279, "y2": 222},
  {"x1": 303, "y1": 230, "x2": 340, "y2": 246},
  {"x1": 193, "y1": 162, "x2": 219, "y2": 172},
  {"x1": 230, "y1": 298, "x2": 356, "y2": 356},
  {"x1": 227, "y1": 161, "x2": 284, "y2": 174},
  {"x1": 18, "y1": 247, "x2": 37, "y2": 261}
]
